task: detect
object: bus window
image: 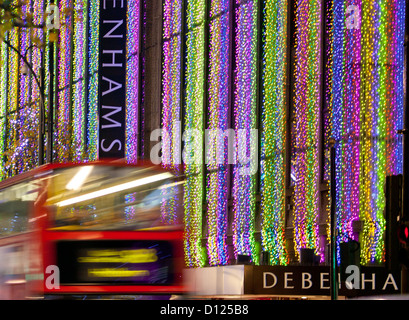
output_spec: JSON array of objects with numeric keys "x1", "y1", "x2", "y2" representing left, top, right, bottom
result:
[
  {"x1": 0, "y1": 182, "x2": 37, "y2": 237},
  {"x1": 45, "y1": 165, "x2": 184, "y2": 231}
]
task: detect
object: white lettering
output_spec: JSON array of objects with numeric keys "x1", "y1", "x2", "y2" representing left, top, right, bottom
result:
[
  {"x1": 361, "y1": 273, "x2": 376, "y2": 290},
  {"x1": 103, "y1": 20, "x2": 124, "y2": 38},
  {"x1": 204, "y1": 305, "x2": 212, "y2": 314},
  {"x1": 182, "y1": 128, "x2": 202, "y2": 165},
  {"x1": 102, "y1": 50, "x2": 123, "y2": 67},
  {"x1": 320, "y1": 272, "x2": 330, "y2": 289},
  {"x1": 237, "y1": 129, "x2": 258, "y2": 176},
  {"x1": 345, "y1": 5, "x2": 361, "y2": 29},
  {"x1": 263, "y1": 272, "x2": 277, "y2": 289},
  {"x1": 382, "y1": 274, "x2": 398, "y2": 291},
  {"x1": 103, "y1": 0, "x2": 124, "y2": 9},
  {"x1": 150, "y1": 129, "x2": 163, "y2": 165},
  {"x1": 101, "y1": 139, "x2": 122, "y2": 152},
  {"x1": 101, "y1": 105, "x2": 122, "y2": 129},
  {"x1": 45, "y1": 265, "x2": 60, "y2": 289},
  {"x1": 205, "y1": 128, "x2": 236, "y2": 165},
  {"x1": 45, "y1": 4, "x2": 60, "y2": 30},
  {"x1": 302, "y1": 273, "x2": 313, "y2": 289},
  {"x1": 102, "y1": 76, "x2": 122, "y2": 96},
  {"x1": 284, "y1": 272, "x2": 294, "y2": 289},
  {"x1": 345, "y1": 265, "x2": 360, "y2": 289}
]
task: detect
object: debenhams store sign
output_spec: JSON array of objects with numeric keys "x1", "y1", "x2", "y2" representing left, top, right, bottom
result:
[
  {"x1": 187, "y1": 265, "x2": 401, "y2": 297},
  {"x1": 254, "y1": 266, "x2": 400, "y2": 296}
]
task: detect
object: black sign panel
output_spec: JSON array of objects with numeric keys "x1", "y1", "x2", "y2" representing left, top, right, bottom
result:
[
  {"x1": 98, "y1": 0, "x2": 127, "y2": 158},
  {"x1": 250, "y1": 266, "x2": 401, "y2": 297},
  {"x1": 57, "y1": 240, "x2": 175, "y2": 285}
]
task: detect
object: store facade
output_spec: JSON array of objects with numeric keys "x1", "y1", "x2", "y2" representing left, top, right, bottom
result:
[{"x1": 0, "y1": 0, "x2": 406, "y2": 272}]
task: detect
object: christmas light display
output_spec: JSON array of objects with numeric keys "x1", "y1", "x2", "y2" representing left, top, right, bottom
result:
[
  {"x1": 72, "y1": 0, "x2": 88, "y2": 162},
  {"x1": 261, "y1": 0, "x2": 288, "y2": 265},
  {"x1": 162, "y1": 0, "x2": 182, "y2": 171},
  {"x1": 184, "y1": 0, "x2": 206, "y2": 267},
  {"x1": 233, "y1": 0, "x2": 258, "y2": 264},
  {"x1": 0, "y1": 0, "x2": 404, "y2": 269},
  {"x1": 206, "y1": 0, "x2": 230, "y2": 266},
  {"x1": 161, "y1": 0, "x2": 183, "y2": 236},
  {"x1": 5, "y1": 28, "x2": 19, "y2": 177},
  {"x1": 293, "y1": 0, "x2": 321, "y2": 258},
  {"x1": 126, "y1": 0, "x2": 140, "y2": 164},
  {"x1": 87, "y1": 0, "x2": 100, "y2": 161},
  {"x1": 55, "y1": 0, "x2": 73, "y2": 162},
  {"x1": 0, "y1": 42, "x2": 7, "y2": 180},
  {"x1": 19, "y1": 8, "x2": 30, "y2": 172},
  {"x1": 330, "y1": 0, "x2": 404, "y2": 263}
]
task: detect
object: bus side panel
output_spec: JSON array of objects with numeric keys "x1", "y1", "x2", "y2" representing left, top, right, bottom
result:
[
  {"x1": 0, "y1": 233, "x2": 33, "y2": 299},
  {"x1": 41, "y1": 230, "x2": 187, "y2": 296}
]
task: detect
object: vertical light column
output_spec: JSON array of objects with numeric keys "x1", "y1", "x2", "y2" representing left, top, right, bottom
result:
[
  {"x1": 381, "y1": 0, "x2": 404, "y2": 177},
  {"x1": 162, "y1": 0, "x2": 182, "y2": 171},
  {"x1": 0, "y1": 41, "x2": 7, "y2": 181},
  {"x1": 72, "y1": 0, "x2": 88, "y2": 162},
  {"x1": 329, "y1": 0, "x2": 405, "y2": 266},
  {"x1": 331, "y1": 0, "x2": 344, "y2": 258},
  {"x1": 233, "y1": 0, "x2": 258, "y2": 263},
  {"x1": 33, "y1": 0, "x2": 44, "y2": 166},
  {"x1": 12, "y1": 0, "x2": 42, "y2": 173},
  {"x1": 391, "y1": 0, "x2": 405, "y2": 176},
  {"x1": 388, "y1": 0, "x2": 409, "y2": 174},
  {"x1": 125, "y1": 0, "x2": 141, "y2": 223},
  {"x1": 342, "y1": 0, "x2": 361, "y2": 243},
  {"x1": 374, "y1": 0, "x2": 388, "y2": 262},
  {"x1": 206, "y1": 0, "x2": 230, "y2": 266},
  {"x1": 260, "y1": 0, "x2": 288, "y2": 265},
  {"x1": 5, "y1": 28, "x2": 19, "y2": 178},
  {"x1": 322, "y1": 0, "x2": 334, "y2": 259},
  {"x1": 359, "y1": 0, "x2": 382, "y2": 264},
  {"x1": 87, "y1": 0, "x2": 99, "y2": 161},
  {"x1": 331, "y1": 0, "x2": 344, "y2": 263},
  {"x1": 184, "y1": 0, "x2": 206, "y2": 268},
  {"x1": 330, "y1": 0, "x2": 361, "y2": 259},
  {"x1": 126, "y1": 0, "x2": 140, "y2": 163},
  {"x1": 18, "y1": 2, "x2": 31, "y2": 173},
  {"x1": 56, "y1": 0, "x2": 73, "y2": 162},
  {"x1": 162, "y1": 0, "x2": 183, "y2": 232},
  {"x1": 359, "y1": 0, "x2": 404, "y2": 264},
  {"x1": 293, "y1": 0, "x2": 321, "y2": 257}
]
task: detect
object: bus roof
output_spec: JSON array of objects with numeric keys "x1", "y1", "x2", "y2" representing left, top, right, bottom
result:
[{"x1": 0, "y1": 160, "x2": 180, "y2": 189}]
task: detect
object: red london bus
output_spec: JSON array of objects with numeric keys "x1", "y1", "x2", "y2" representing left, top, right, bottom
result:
[{"x1": 0, "y1": 161, "x2": 185, "y2": 299}]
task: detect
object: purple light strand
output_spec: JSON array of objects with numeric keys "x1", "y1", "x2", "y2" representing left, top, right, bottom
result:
[{"x1": 126, "y1": 0, "x2": 140, "y2": 164}]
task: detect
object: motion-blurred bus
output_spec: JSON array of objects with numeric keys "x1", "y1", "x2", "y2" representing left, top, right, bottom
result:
[{"x1": 0, "y1": 161, "x2": 185, "y2": 299}]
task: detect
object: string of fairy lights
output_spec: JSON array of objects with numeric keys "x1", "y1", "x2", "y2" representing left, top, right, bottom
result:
[
  {"x1": 32, "y1": 0, "x2": 43, "y2": 165},
  {"x1": 161, "y1": 0, "x2": 182, "y2": 229},
  {"x1": 323, "y1": 0, "x2": 333, "y2": 259},
  {"x1": 55, "y1": 0, "x2": 72, "y2": 162},
  {"x1": 6, "y1": 27, "x2": 19, "y2": 178},
  {"x1": 162, "y1": 0, "x2": 182, "y2": 172},
  {"x1": 206, "y1": 0, "x2": 230, "y2": 266},
  {"x1": 233, "y1": 0, "x2": 258, "y2": 264},
  {"x1": 0, "y1": 41, "x2": 6, "y2": 180},
  {"x1": 293, "y1": 0, "x2": 321, "y2": 258},
  {"x1": 261, "y1": 0, "x2": 288, "y2": 266},
  {"x1": 87, "y1": 0, "x2": 99, "y2": 161},
  {"x1": 18, "y1": 4, "x2": 31, "y2": 173},
  {"x1": 331, "y1": 0, "x2": 360, "y2": 262},
  {"x1": 125, "y1": 0, "x2": 140, "y2": 164},
  {"x1": 0, "y1": 0, "x2": 405, "y2": 267},
  {"x1": 330, "y1": 0, "x2": 404, "y2": 264},
  {"x1": 72, "y1": 0, "x2": 87, "y2": 162},
  {"x1": 183, "y1": 0, "x2": 206, "y2": 268}
]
